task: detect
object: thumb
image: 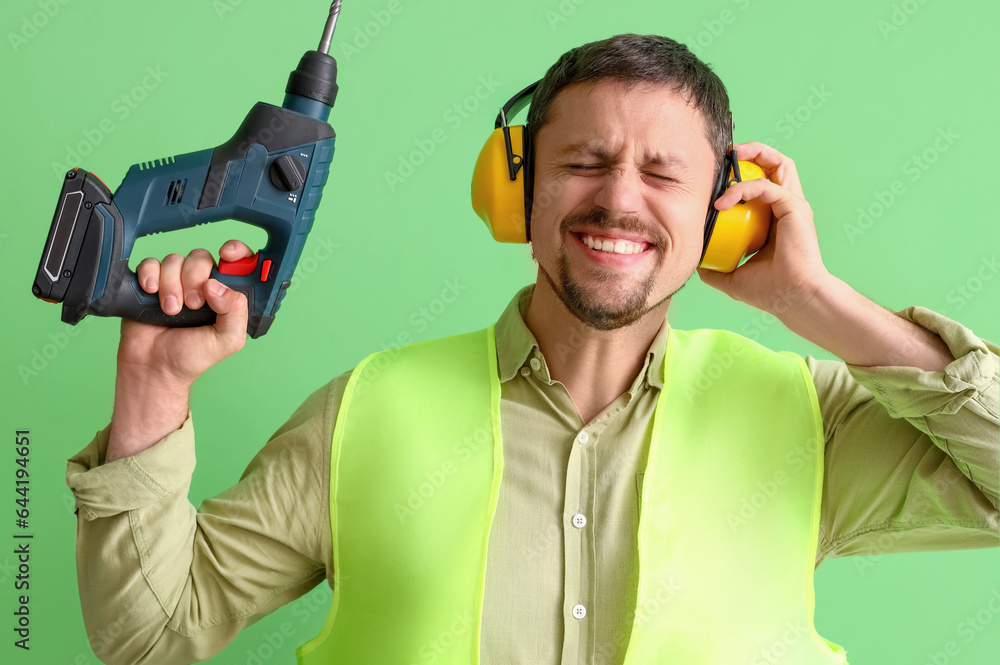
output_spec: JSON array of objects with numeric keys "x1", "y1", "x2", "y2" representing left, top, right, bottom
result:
[
  {"x1": 204, "y1": 278, "x2": 249, "y2": 344},
  {"x1": 697, "y1": 267, "x2": 730, "y2": 292}
]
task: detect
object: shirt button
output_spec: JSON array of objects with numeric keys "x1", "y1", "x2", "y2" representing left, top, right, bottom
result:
[
  {"x1": 519, "y1": 367, "x2": 531, "y2": 377},
  {"x1": 572, "y1": 604, "x2": 587, "y2": 619},
  {"x1": 576, "y1": 430, "x2": 589, "y2": 445},
  {"x1": 529, "y1": 357, "x2": 542, "y2": 371},
  {"x1": 572, "y1": 513, "x2": 587, "y2": 528}
]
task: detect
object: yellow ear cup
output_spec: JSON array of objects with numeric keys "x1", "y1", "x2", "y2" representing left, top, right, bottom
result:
[
  {"x1": 699, "y1": 160, "x2": 772, "y2": 273},
  {"x1": 471, "y1": 126, "x2": 529, "y2": 243}
]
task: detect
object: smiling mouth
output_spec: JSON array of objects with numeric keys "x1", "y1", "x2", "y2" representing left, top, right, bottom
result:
[{"x1": 576, "y1": 232, "x2": 650, "y2": 255}]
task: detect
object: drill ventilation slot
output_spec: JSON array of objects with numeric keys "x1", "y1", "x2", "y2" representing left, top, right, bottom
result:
[
  {"x1": 164, "y1": 178, "x2": 187, "y2": 205},
  {"x1": 139, "y1": 155, "x2": 177, "y2": 171}
]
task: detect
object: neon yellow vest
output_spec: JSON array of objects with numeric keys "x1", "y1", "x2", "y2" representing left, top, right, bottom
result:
[{"x1": 297, "y1": 325, "x2": 849, "y2": 664}]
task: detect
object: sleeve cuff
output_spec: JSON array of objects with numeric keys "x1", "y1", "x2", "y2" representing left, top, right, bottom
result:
[
  {"x1": 65, "y1": 409, "x2": 197, "y2": 520},
  {"x1": 845, "y1": 306, "x2": 999, "y2": 418}
]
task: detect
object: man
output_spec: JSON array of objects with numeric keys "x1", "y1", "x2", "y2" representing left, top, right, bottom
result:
[{"x1": 67, "y1": 34, "x2": 998, "y2": 665}]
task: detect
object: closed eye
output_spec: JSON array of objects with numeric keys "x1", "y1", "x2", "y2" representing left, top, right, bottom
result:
[
  {"x1": 569, "y1": 165, "x2": 674, "y2": 180},
  {"x1": 645, "y1": 173, "x2": 674, "y2": 182}
]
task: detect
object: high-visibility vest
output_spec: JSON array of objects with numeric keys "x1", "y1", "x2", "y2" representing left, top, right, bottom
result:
[{"x1": 297, "y1": 325, "x2": 849, "y2": 664}]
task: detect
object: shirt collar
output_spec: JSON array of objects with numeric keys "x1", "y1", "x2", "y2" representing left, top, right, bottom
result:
[{"x1": 494, "y1": 284, "x2": 669, "y2": 390}]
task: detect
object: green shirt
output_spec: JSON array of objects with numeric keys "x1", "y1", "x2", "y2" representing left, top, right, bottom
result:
[{"x1": 66, "y1": 285, "x2": 999, "y2": 665}]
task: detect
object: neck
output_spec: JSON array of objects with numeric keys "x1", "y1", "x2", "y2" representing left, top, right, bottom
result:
[{"x1": 523, "y1": 274, "x2": 669, "y2": 423}]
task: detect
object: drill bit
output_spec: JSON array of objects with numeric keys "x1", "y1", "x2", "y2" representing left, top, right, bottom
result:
[{"x1": 318, "y1": 0, "x2": 343, "y2": 55}]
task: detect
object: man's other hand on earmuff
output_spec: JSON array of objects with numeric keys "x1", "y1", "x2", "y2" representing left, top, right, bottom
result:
[{"x1": 696, "y1": 142, "x2": 830, "y2": 316}]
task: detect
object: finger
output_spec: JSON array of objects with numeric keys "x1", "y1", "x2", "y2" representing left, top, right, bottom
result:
[
  {"x1": 714, "y1": 177, "x2": 805, "y2": 222},
  {"x1": 159, "y1": 253, "x2": 185, "y2": 315},
  {"x1": 733, "y1": 142, "x2": 803, "y2": 197},
  {"x1": 180, "y1": 248, "x2": 216, "y2": 310},
  {"x1": 136, "y1": 257, "x2": 161, "y2": 293},
  {"x1": 219, "y1": 239, "x2": 255, "y2": 262},
  {"x1": 203, "y1": 278, "x2": 248, "y2": 353}
]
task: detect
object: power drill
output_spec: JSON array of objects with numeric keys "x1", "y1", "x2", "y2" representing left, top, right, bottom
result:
[{"x1": 32, "y1": 0, "x2": 345, "y2": 339}]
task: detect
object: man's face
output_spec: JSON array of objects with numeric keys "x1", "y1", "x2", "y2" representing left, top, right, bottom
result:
[{"x1": 529, "y1": 78, "x2": 717, "y2": 330}]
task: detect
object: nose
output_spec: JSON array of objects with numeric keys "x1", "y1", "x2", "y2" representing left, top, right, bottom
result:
[{"x1": 592, "y1": 168, "x2": 643, "y2": 218}]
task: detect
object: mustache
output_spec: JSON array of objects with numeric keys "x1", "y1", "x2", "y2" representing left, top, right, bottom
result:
[{"x1": 559, "y1": 209, "x2": 667, "y2": 250}]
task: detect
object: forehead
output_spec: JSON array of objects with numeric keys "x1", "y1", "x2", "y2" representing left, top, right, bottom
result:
[{"x1": 538, "y1": 79, "x2": 714, "y2": 162}]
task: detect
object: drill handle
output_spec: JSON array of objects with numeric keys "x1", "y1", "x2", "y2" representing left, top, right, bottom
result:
[{"x1": 102, "y1": 273, "x2": 222, "y2": 330}]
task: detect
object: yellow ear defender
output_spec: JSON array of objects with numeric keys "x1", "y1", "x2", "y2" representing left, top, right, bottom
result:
[
  {"x1": 471, "y1": 82, "x2": 537, "y2": 244},
  {"x1": 470, "y1": 80, "x2": 773, "y2": 273},
  {"x1": 701, "y1": 144, "x2": 773, "y2": 273}
]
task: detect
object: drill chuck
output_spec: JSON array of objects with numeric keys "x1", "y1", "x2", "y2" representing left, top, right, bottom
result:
[{"x1": 285, "y1": 50, "x2": 339, "y2": 107}]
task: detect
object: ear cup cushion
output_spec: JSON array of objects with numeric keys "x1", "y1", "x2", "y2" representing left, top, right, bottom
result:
[
  {"x1": 523, "y1": 125, "x2": 534, "y2": 242},
  {"x1": 700, "y1": 156, "x2": 732, "y2": 265}
]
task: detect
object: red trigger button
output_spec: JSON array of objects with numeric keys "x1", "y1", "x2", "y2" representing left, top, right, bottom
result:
[
  {"x1": 260, "y1": 259, "x2": 272, "y2": 282},
  {"x1": 218, "y1": 252, "x2": 259, "y2": 276}
]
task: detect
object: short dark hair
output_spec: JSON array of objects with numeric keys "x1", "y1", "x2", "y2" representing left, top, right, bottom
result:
[{"x1": 527, "y1": 33, "x2": 731, "y2": 177}]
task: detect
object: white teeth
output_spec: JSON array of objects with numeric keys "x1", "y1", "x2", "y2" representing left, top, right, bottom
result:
[{"x1": 581, "y1": 233, "x2": 645, "y2": 255}]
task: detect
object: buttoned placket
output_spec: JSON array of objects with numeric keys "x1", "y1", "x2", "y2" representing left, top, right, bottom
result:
[
  {"x1": 525, "y1": 348, "x2": 646, "y2": 664},
  {"x1": 561, "y1": 418, "x2": 598, "y2": 663},
  {"x1": 516, "y1": 345, "x2": 650, "y2": 664}
]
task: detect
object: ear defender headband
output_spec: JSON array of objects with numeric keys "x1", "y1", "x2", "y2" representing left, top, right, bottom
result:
[{"x1": 470, "y1": 81, "x2": 772, "y2": 272}]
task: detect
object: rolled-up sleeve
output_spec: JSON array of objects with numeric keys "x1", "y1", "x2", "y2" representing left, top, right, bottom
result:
[
  {"x1": 809, "y1": 306, "x2": 999, "y2": 564},
  {"x1": 68, "y1": 410, "x2": 198, "y2": 519},
  {"x1": 66, "y1": 373, "x2": 347, "y2": 665}
]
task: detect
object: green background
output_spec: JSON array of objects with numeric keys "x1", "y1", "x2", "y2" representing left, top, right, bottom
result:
[{"x1": 2, "y1": 0, "x2": 998, "y2": 663}]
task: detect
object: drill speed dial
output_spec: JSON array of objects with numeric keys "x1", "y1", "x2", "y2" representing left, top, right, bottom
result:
[{"x1": 269, "y1": 155, "x2": 307, "y2": 192}]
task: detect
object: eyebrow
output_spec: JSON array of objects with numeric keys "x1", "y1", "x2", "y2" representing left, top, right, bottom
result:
[{"x1": 555, "y1": 142, "x2": 689, "y2": 170}]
